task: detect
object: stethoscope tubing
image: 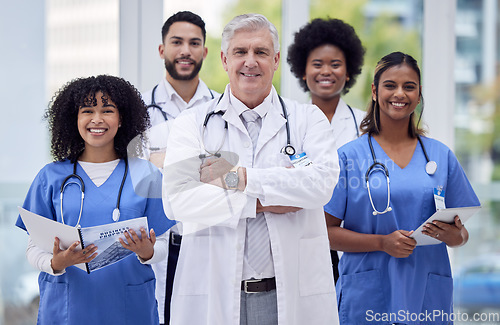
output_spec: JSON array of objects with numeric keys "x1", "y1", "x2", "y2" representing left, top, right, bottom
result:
[{"x1": 60, "y1": 158, "x2": 128, "y2": 227}]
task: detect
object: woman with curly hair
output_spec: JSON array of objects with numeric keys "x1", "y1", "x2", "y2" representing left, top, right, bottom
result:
[
  {"x1": 287, "y1": 18, "x2": 365, "y2": 283},
  {"x1": 15, "y1": 75, "x2": 174, "y2": 324}
]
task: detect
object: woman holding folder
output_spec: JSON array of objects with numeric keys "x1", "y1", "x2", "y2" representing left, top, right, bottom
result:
[
  {"x1": 15, "y1": 75, "x2": 174, "y2": 324},
  {"x1": 324, "y1": 52, "x2": 480, "y2": 324}
]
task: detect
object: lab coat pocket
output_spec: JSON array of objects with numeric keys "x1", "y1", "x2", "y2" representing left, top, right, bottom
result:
[
  {"x1": 125, "y1": 278, "x2": 157, "y2": 325},
  {"x1": 38, "y1": 279, "x2": 69, "y2": 324},
  {"x1": 299, "y1": 236, "x2": 334, "y2": 296},
  {"x1": 176, "y1": 235, "x2": 210, "y2": 295},
  {"x1": 339, "y1": 269, "x2": 386, "y2": 324},
  {"x1": 419, "y1": 187, "x2": 436, "y2": 225},
  {"x1": 421, "y1": 273, "x2": 453, "y2": 323}
]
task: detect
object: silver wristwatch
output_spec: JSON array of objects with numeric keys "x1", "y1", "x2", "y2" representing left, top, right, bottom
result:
[{"x1": 224, "y1": 167, "x2": 239, "y2": 189}]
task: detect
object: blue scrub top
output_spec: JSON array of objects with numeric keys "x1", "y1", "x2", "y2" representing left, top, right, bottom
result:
[
  {"x1": 16, "y1": 158, "x2": 174, "y2": 325},
  {"x1": 325, "y1": 134, "x2": 480, "y2": 325}
]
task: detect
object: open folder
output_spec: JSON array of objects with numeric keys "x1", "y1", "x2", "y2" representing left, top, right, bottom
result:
[
  {"x1": 18, "y1": 207, "x2": 148, "y2": 273},
  {"x1": 411, "y1": 206, "x2": 481, "y2": 246}
]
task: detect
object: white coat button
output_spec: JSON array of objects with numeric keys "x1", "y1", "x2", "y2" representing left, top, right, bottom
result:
[{"x1": 244, "y1": 142, "x2": 251, "y2": 148}]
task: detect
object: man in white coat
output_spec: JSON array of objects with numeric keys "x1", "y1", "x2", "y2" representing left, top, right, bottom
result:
[
  {"x1": 163, "y1": 14, "x2": 340, "y2": 325},
  {"x1": 141, "y1": 11, "x2": 218, "y2": 325}
]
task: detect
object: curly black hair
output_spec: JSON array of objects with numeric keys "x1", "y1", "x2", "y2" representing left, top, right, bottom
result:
[
  {"x1": 287, "y1": 18, "x2": 365, "y2": 94},
  {"x1": 44, "y1": 75, "x2": 150, "y2": 162}
]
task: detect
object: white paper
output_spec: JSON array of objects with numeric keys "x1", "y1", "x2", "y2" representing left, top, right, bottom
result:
[
  {"x1": 18, "y1": 207, "x2": 148, "y2": 273},
  {"x1": 411, "y1": 206, "x2": 481, "y2": 246}
]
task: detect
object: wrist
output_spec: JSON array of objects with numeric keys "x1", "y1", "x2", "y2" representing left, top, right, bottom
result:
[{"x1": 237, "y1": 167, "x2": 246, "y2": 191}]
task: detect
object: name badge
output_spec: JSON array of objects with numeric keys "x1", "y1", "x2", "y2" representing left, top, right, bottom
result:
[
  {"x1": 289, "y1": 152, "x2": 313, "y2": 168},
  {"x1": 434, "y1": 186, "x2": 446, "y2": 211}
]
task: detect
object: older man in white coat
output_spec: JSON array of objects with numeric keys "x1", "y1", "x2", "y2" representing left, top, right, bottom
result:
[{"x1": 163, "y1": 14, "x2": 340, "y2": 325}]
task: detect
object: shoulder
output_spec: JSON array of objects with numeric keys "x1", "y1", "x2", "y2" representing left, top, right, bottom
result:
[
  {"x1": 280, "y1": 96, "x2": 324, "y2": 120},
  {"x1": 338, "y1": 134, "x2": 367, "y2": 155}
]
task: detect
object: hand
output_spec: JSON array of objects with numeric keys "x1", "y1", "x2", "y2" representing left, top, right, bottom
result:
[
  {"x1": 119, "y1": 228, "x2": 156, "y2": 261},
  {"x1": 256, "y1": 199, "x2": 302, "y2": 214},
  {"x1": 422, "y1": 216, "x2": 467, "y2": 247},
  {"x1": 149, "y1": 151, "x2": 166, "y2": 169},
  {"x1": 200, "y1": 158, "x2": 234, "y2": 188},
  {"x1": 51, "y1": 237, "x2": 98, "y2": 273},
  {"x1": 381, "y1": 230, "x2": 416, "y2": 258}
]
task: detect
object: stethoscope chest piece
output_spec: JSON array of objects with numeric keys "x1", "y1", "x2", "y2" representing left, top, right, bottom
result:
[
  {"x1": 425, "y1": 160, "x2": 437, "y2": 175},
  {"x1": 282, "y1": 145, "x2": 296, "y2": 156},
  {"x1": 112, "y1": 208, "x2": 121, "y2": 222}
]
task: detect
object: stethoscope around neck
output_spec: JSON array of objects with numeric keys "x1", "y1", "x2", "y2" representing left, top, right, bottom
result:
[
  {"x1": 146, "y1": 84, "x2": 215, "y2": 121},
  {"x1": 60, "y1": 158, "x2": 128, "y2": 227},
  {"x1": 199, "y1": 93, "x2": 296, "y2": 159},
  {"x1": 365, "y1": 133, "x2": 437, "y2": 215}
]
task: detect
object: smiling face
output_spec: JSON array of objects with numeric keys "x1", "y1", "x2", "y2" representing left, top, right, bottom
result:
[
  {"x1": 304, "y1": 44, "x2": 348, "y2": 103},
  {"x1": 221, "y1": 28, "x2": 280, "y2": 108},
  {"x1": 160, "y1": 21, "x2": 207, "y2": 81},
  {"x1": 77, "y1": 91, "x2": 120, "y2": 159},
  {"x1": 372, "y1": 63, "x2": 421, "y2": 125}
]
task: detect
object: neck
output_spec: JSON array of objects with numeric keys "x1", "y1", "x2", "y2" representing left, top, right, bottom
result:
[
  {"x1": 79, "y1": 147, "x2": 119, "y2": 163},
  {"x1": 311, "y1": 95, "x2": 341, "y2": 122},
  {"x1": 375, "y1": 117, "x2": 412, "y2": 143},
  {"x1": 166, "y1": 75, "x2": 200, "y2": 103}
]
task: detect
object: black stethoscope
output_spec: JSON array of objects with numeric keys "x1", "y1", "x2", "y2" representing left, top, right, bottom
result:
[
  {"x1": 347, "y1": 105, "x2": 359, "y2": 138},
  {"x1": 199, "y1": 93, "x2": 295, "y2": 159},
  {"x1": 60, "y1": 158, "x2": 128, "y2": 226},
  {"x1": 146, "y1": 84, "x2": 215, "y2": 121},
  {"x1": 365, "y1": 133, "x2": 437, "y2": 215}
]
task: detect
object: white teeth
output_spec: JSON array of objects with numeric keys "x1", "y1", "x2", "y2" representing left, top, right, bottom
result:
[
  {"x1": 392, "y1": 102, "x2": 405, "y2": 107},
  {"x1": 242, "y1": 73, "x2": 258, "y2": 77},
  {"x1": 178, "y1": 61, "x2": 192, "y2": 64},
  {"x1": 318, "y1": 80, "x2": 333, "y2": 84},
  {"x1": 89, "y1": 129, "x2": 105, "y2": 133}
]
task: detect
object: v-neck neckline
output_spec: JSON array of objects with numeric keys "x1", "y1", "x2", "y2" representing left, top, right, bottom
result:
[
  {"x1": 370, "y1": 136, "x2": 420, "y2": 171},
  {"x1": 76, "y1": 159, "x2": 123, "y2": 189}
]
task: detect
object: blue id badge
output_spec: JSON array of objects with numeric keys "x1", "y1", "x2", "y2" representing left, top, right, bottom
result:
[
  {"x1": 289, "y1": 152, "x2": 313, "y2": 168},
  {"x1": 433, "y1": 186, "x2": 446, "y2": 210}
]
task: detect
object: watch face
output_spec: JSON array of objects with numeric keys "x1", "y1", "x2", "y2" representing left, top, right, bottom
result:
[{"x1": 225, "y1": 171, "x2": 239, "y2": 189}]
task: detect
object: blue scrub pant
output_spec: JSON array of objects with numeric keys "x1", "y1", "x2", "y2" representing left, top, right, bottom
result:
[{"x1": 240, "y1": 289, "x2": 278, "y2": 325}]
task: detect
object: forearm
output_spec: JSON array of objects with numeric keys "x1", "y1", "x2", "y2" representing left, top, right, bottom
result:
[
  {"x1": 328, "y1": 226, "x2": 384, "y2": 253},
  {"x1": 26, "y1": 237, "x2": 65, "y2": 276}
]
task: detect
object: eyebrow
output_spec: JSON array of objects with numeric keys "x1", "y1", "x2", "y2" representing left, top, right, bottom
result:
[
  {"x1": 382, "y1": 80, "x2": 418, "y2": 86},
  {"x1": 169, "y1": 36, "x2": 202, "y2": 42}
]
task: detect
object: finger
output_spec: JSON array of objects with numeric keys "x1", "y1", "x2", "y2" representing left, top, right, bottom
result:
[
  {"x1": 53, "y1": 237, "x2": 61, "y2": 254},
  {"x1": 68, "y1": 240, "x2": 81, "y2": 252},
  {"x1": 119, "y1": 237, "x2": 129, "y2": 248},
  {"x1": 139, "y1": 228, "x2": 149, "y2": 241},
  {"x1": 124, "y1": 230, "x2": 136, "y2": 244},
  {"x1": 200, "y1": 158, "x2": 219, "y2": 168},
  {"x1": 150, "y1": 229, "x2": 156, "y2": 245},
  {"x1": 454, "y1": 216, "x2": 463, "y2": 229}
]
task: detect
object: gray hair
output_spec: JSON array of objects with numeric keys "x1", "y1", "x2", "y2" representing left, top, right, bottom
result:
[{"x1": 221, "y1": 14, "x2": 280, "y2": 55}]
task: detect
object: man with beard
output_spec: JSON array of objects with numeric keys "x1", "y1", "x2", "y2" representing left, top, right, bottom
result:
[{"x1": 141, "y1": 11, "x2": 218, "y2": 325}]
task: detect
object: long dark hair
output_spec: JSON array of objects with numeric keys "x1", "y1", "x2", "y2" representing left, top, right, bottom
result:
[
  {"x1": 45, "y1": 75, "x2": 150, "y2": 162},
  {"x1": 360, "y1": 52, "x2": 425, "y2": 137}
]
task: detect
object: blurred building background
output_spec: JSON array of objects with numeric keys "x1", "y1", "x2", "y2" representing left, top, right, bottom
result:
[{"x1": 1, "y1": 0, "x2": 499, "y2": 323}]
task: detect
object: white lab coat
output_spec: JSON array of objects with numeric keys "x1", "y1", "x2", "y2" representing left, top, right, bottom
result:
[
  {"x1": 330, "y1": 98, "x2": 365, "y2": 149},
  {"x1": 163, "y1": 85, "x2": 340, "y2": 325}
]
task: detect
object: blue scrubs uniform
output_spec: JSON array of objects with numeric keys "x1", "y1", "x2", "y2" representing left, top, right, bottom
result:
[
  {"x1": 16, "y1": 158, "x2": 174, "y2": 325},
  {"x1": 325, "y1": 134, "x2": 480, "y2": 325}
]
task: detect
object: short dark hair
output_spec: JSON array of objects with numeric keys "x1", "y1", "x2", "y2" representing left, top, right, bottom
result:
[
  {"x1": 45, "y1": 75, "x2": 150, "y2": 162},
  {"x1": 161, "y1": 11, "x2": 206, "y2": 44},
  {"x1": 287, "y1": 18, "x2": 365, "y2": 94},
  {"x1": 360, "y1": 51, "x2": 425, "y2": 137}
]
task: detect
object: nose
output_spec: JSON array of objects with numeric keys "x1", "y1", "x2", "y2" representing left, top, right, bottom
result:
[
  {"x1": 244, "y1": 52, "x2": 258, "y2": 68},
  {"x1": 179, "y1": 43, "x2": 191, "y2": 57},
  {"x1": 320, "y1": 64, "x2": 331, "y2": 75},
  {"x1": 394, "y1": 86, "x2": 405, "y2": 99},
  {"x1": 91, "y1": 113, "x2": 104, "y2": 124}
]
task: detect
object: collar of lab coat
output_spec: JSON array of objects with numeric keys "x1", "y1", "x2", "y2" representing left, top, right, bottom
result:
[{"x1": 215, "y1": 85, "x2": 287, "y2": 154}]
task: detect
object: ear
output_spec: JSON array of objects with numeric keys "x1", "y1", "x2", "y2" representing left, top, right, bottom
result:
[
  {"x1": 159, "y1": 44, "x2": 165, "y2": 59},
  {"x1": 203, "y1": 46, "x2": 208, "y2": 60},
  {"x1": 371, "y1": 83, "x2": 377, "y2": 101},
  {"x1": 273, "y1": 51, "x2": 280, "y2": 71},
  {"x1": 221, "y1": 51, "x2": 229, "y2": 72}
]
